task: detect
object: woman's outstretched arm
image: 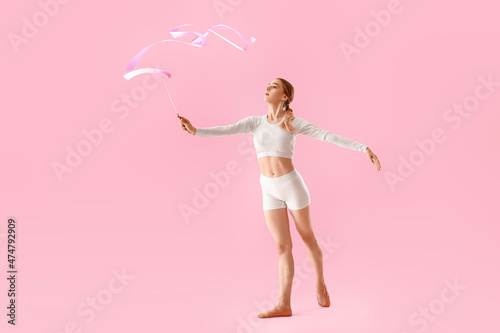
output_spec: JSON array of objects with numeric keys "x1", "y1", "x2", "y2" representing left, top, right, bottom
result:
[
  {"x1": 180, "y1": 115, "x2": 256, "y2": 137},
  {"x1": 293, "y1": 116, "x2": 367, "y2": 152}
]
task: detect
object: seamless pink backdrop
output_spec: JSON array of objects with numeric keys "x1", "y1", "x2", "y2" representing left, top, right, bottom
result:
[{"x1": 1, "y1": 0, "x2": 499, "y2": 332}]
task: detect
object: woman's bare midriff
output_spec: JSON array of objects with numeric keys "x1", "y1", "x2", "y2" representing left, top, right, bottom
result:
[{"x1": 258, "y1": 156, "x2": 295, "y2": 177}]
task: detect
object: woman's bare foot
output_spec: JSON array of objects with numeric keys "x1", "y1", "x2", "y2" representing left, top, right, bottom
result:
[
  {"x1": 316, "y1": 285, "x2": 330, "y2": 307},
  {"x1": 257, "y1": 305, "x2": 292, "y2": 318}
]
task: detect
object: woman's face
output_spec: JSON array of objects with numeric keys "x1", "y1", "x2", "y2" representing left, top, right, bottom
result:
[{"x1": 264, "y1": 79, "x2": 286, "y2": 105}]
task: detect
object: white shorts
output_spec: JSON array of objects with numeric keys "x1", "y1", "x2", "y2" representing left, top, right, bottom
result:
[{"x1": 259, "y1": 169, "x2": 311, "y2": 210}]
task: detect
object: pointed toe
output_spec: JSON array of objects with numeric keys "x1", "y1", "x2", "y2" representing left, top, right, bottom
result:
[{"x1": 316, "y1": 286, "x2": 331, "y2": 307}]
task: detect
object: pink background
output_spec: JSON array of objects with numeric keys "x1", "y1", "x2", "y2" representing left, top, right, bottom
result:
[{"x1": 1, "y1": 0, "x2": 499, "y2": 332}]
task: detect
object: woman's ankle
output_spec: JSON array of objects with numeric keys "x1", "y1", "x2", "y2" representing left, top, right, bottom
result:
[
  {"x1": 277, "y1": 302, "x2": 291, "y2": 309},
  {"x1": 316, "y1": 283, "x2": 327, "y2": 291}
]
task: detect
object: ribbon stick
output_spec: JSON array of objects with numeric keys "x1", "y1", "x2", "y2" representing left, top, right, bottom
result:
[
  {"x1": 161, "y1": 77, "x2": 181, "y2": 119},
  {"x1": 123, "y1": 24, "x2": 256, "y2": 119}
]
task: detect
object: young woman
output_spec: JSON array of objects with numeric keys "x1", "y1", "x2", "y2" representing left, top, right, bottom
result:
[{"x1": 179, "y1": 78, "x2": 381, "y2": 319}]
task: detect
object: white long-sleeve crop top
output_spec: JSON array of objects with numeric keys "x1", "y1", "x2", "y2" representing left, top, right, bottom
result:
[{"x1": 194, "y1": 114, "x2": 367, "y2": 159}]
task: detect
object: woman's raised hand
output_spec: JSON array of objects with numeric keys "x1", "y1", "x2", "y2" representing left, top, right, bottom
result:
[
  {"x1": 365, "y1": 147, "x2": 381, "y2": 171},
  {"x1": 179, "y1": 116, "x2": 196, "y2": 135}
]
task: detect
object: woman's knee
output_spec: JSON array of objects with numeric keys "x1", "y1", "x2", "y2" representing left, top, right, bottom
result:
[
  {"x1": 303, "y1": 236, "x2": 322, "y2": 253},
  {"x1": 301, "y1": 233, "x2": 317, "y2": 246},
  {"x1": 276, "y1": 242, "x2": 293, "y2": 255}
]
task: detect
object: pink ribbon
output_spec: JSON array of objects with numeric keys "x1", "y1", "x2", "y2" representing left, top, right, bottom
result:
[
  {"x1": 123, "y1": 23, "x2": 256, "y2": 80},
  {"x1": 123, "y1": 24, "x2": 256, "y2": 118}
]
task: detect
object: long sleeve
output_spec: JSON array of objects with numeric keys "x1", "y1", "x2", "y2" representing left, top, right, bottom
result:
[
  {"x1": 293, "y1": 117, "x2": 367, "y2": 152},
  {"x1": 194, "y1": 116, "x2": 256, "y2": 137}
]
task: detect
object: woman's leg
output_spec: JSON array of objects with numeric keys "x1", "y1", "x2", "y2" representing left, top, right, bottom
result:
[
  {"x1": 259, "y1": 207, "x2": 294, "y2": 317},
  {"x1": 288, "y1": 205, "x2": 326, "y2": 292}
]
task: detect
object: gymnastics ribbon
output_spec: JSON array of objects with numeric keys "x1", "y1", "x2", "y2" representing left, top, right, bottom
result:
[{"x1": 123, "y1": 24, "x2": 256, "y2": 119}]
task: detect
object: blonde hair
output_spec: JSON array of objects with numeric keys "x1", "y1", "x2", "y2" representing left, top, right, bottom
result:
[{"x1": 277, "y1": 78, "x2": 296, "y2": 133}]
